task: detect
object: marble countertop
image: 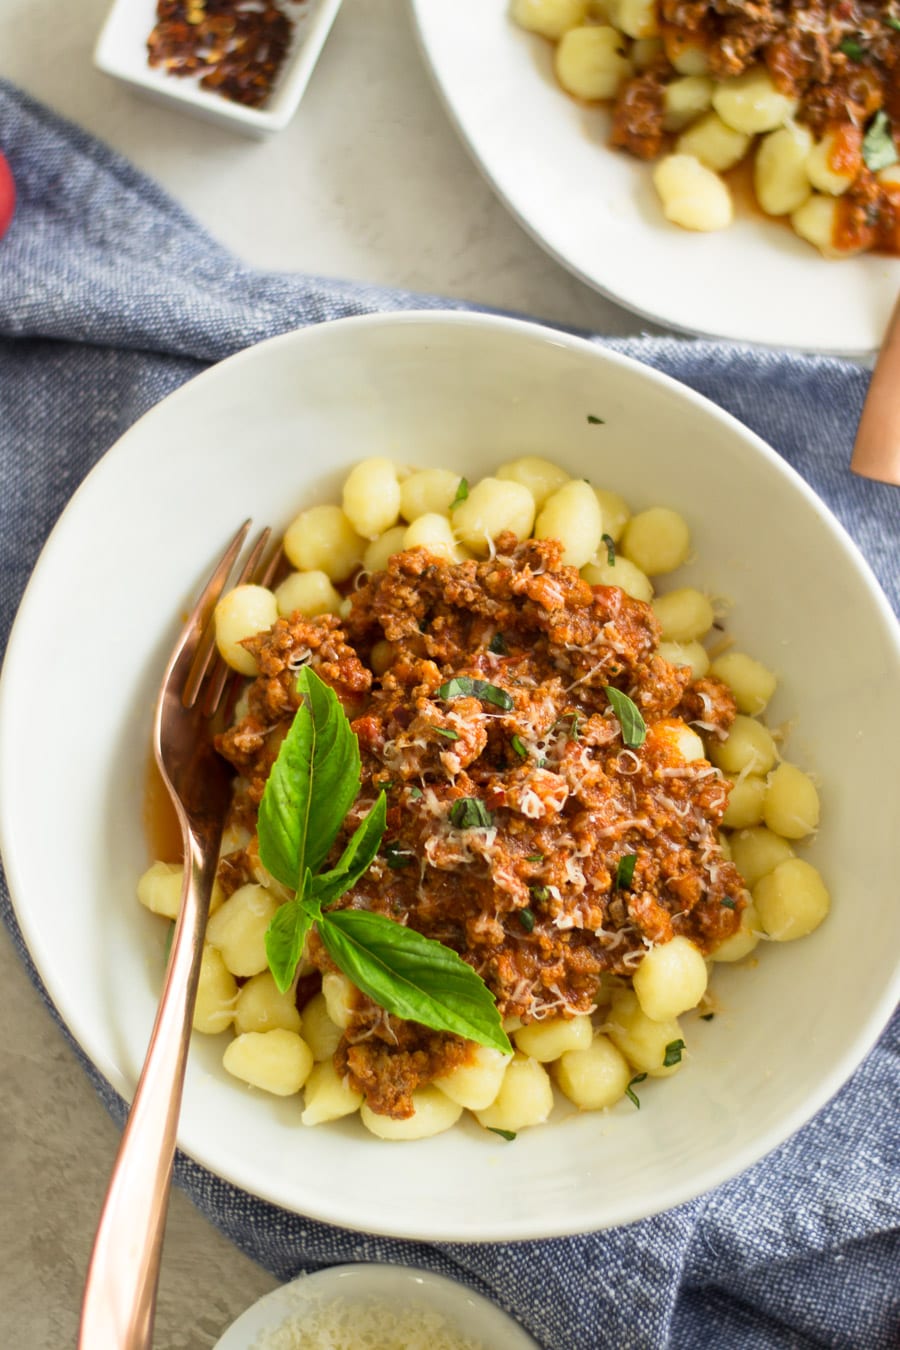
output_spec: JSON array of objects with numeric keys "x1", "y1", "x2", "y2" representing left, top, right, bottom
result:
[{"x1": 0, "y1": 2, "x2": 656, "y2": 1346}]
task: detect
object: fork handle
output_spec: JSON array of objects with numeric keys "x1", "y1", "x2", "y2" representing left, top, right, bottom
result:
[{"x1": 78, "y1": 839, "x2": 215, "y2": 1350}]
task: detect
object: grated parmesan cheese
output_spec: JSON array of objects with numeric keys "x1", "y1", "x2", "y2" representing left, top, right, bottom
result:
[{"x1": 253, "y1": 1293, "x2": 489, "y2": 1350}]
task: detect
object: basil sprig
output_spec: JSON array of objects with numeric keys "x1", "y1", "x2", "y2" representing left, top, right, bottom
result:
[
  {"x1": 604, "y1": 686, "x2": 647, "y2": 748},
  {"x1": 602, "y1": 533, "x2": 616, "y2": 567},
  {"x1": 259, "y1": 668, "x2": 510, "y2": 1054},
  {"x1": 437, "y1": 676, "x2": 514, "y2": 710}
]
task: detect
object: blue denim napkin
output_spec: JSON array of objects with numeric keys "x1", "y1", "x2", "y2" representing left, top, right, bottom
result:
[{"x1": 1, "y1": 80, "x2": 898, "y2": 1350}]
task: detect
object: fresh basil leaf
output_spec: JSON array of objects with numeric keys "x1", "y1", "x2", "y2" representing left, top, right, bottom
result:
[
  {"x1": 604, "y1": 686, "x2": 647, "y2": 748},
  {"x1": 863, "y1": 110, "x2": 898, "y2": 172},
  {"x1": 437, "y1": 677, "x2": 514, "y2": 710},
  {"x1": 663, "y1": 1038, "x2": 686, "y2": 1067},
  {"x1": 408, "y1": 785, "x2": 423, "y2": 800},
  {"x1": 530, "y1": 885, "x2": 550, "y2": 903},
  {"x1": 525, "y1": 852, "x2": 544, "y2": 863},
  {"x1": 309, "y1": 794, "x2": 387, "y2": 908},
  {"x1": 257, "y1": 667, "x2": 360, "y2": 889},
  {"x1": 721, "y1": 896, "x2": 736, "y2": 910},
  {"x1": 518, "y1": 908, "x2": 535, "y2": 932},
  {"x1": 384, "y1": 841, "x2": 415, "y2": 870},
  {"x1": 449, "y1": 798, "x2": 493, "y2": 829},
  {"x1": 839, "y1": 36, "x2": 864, "y2": 59},
  {"x1": 586, "y1": 414, "x2": 605, "y2": 425},
  {"x1": 487, "y1": 1127, "x2": 517, "y2": 1141},
  {"x1": 450, "y1": 477, "x2": 469, "y2": 509},
  {"x1": 317, "y1": 909, "x2": 512, "y2": 1053},
  {"x1": 489, "y1": 632, "x2": 508, "y2": 655},
  {"x1": 615, "y1": 853, "x2": 637, "y2": 889},
  {"x1": 433, "y1": 725, "x2": 460, "y2": 741},
  {"x1": 625, "y1": 1072, "x2": 647, "y2": 1108},
  {"x1": 602, "y1": 533, "x2": 616, "y2": 567},
  {"x1": 511, "y1": 733, "x2": 528, "y2": 759},
  {"x1": 266, "y1": 871, "x2": 317, "y2": 994},
  {"x1": 888, "y1": 16, "x2": 900, "y2": 31}
]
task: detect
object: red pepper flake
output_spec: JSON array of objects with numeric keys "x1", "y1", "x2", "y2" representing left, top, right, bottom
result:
[{"x1": 147, "y1": 0, "x2": 306, "y2": 109}]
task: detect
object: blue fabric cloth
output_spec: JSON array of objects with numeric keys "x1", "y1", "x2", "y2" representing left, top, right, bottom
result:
[{"x1": 1, "y1": 79, "x2": 898, "y2": 1350}]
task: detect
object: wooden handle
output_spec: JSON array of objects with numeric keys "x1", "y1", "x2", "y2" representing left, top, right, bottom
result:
[{"x1": 851, "y1": 294, "x2": 900, "y2": 485}]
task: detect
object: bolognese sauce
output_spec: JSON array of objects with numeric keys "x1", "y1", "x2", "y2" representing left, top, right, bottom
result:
[{"x1": 215, "y1": 534, "x2": 746, "y2": 1118}]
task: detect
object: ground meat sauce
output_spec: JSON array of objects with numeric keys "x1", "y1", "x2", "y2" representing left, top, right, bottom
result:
[
  {"x1": 611, "y1": 1, "x2": 900, "y2": 255},
  {"x1": 216, "y1": 535, "x2": 747, "y2": 1118}
]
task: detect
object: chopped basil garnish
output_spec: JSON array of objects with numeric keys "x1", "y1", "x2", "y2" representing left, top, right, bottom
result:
[
  {"x1": 450, "y1": 797, "x2": 493, "y2": 830},
  {"x1": 556, "y1": 711, "x2": 580, "y2": 741},
  {"x1": 384, "y1": 841, "x2": 414, "y2": 870},
  {"x1": 625, "y1": 1073, "x2": 648, "y2": 1108},
  {"x1": 437, "y1": 676, "x2": 514, "y2": 710},
  {"x1": 839, "y1": 36, "x2": 864, "y2": 59},
  {"x1": 888, "y1": 15, "x2": 900, "y2": 30},
  {"x1": 518, "y1": 908, "x2": 535, "y2": 933},
  {"x1": 450, "y1": 477, "x2": 469, "y2": 508},
  {"x1": 721, "y1": 896, "x2": 736, "y2": 910},
  {"x1": 700, "y1": 1012, "x2": 715, "y2": 1022},
  {"x1": 526, "y1": 852, "x2": 544, "y2": 863},
  {"x1": 489, "y1": 632, "x2": 508, "y2": 655},
  {"x1": 487, "y1": 1127, "x2": 517, "y2": 1141},
  {"x1": 615, "y1": 853, "x2": 637, "y2": 890},
  {"x1": 408, "y1": 785, "x2": 423, "y2": 800},
  {"x1": 663, "y1": 1038, "x2": 686, "y2": 1067},
  {"x1": 862, "y1": 110, "x2": 898, "y2": 172},
  {"x1": 586, "y1": 414, "x2": 605, "y2": 425},
  {"x1": 511, "y1": 733, "x2": 529, "y2": 759},
  {"x1": 530, "y1": 885, "x2": 550, "y2": 903},
  {"x1": 432, "y1": 725, "x2": 460, "y2": 741},
  {"x1": 602, "y1": 533, "x2": 616, "y2": 567},
  {"x1": 164, "y1": 922, "x2": 175, "y2": 963},
  {"x1": 604, "y1": 686, "x2": 647, "y2": 748}
]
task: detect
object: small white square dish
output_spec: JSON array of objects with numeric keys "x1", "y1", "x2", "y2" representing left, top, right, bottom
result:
[{"x1": 94, "y1": 0, "x2": 343, "y2": 138}]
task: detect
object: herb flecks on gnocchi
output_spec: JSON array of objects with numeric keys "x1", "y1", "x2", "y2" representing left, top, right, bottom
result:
[
  {"x1": 140, "y1": 453, "x2": 829, "y2": 1141},
  {"x1": 512, "y1": 0, "x2": 900, "y2": 256}
]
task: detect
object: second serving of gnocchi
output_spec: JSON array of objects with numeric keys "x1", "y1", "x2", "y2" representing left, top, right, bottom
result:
[
  {"x1": 511, "y1": 0, "x2": 900, "y2": 256},
  {"x1": 139, "y1": 454, "x2": 829, "y2": 1141}
]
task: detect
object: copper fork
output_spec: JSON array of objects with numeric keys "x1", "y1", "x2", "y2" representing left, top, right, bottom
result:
[{"x1": 78, "y1": 521, "x2": 277, "y2": 1350}]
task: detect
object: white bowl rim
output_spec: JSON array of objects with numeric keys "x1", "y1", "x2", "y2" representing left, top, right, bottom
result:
[{"x1": 2, "y1": 309, "x2": 899, "y2": 1240}]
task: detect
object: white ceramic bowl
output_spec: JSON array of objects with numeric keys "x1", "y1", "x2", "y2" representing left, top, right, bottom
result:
[
  {"x1": 94, "y1": 0, "x2": 343, "y2": 137},
  {"x1": 213, "y1": 1264, "x2": 539, "y2": 1349},
  {"x1": 2, "y1": 313, "x2": 898, "y2": 1241}
]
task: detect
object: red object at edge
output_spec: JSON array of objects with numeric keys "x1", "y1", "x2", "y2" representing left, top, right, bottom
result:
[{"x1": 0, "y1": 152, "x2": 16, "y2": 240}]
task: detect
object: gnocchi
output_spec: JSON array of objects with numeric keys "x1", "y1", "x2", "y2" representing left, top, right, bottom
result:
[
  {"x1": 511, "y1": 4, "x2": 899, "y2": 258},
  {"x1": 142, "y1": 452, "x2": 829, "y2": 1142}
]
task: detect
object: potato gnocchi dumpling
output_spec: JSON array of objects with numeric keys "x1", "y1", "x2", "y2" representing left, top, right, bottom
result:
[
  {"x1": 511, "y1": 0, "x2": 900, "y2": 257},
  {"x1": 146, "y1": 451, "x2": 829, "y2": 1141}
]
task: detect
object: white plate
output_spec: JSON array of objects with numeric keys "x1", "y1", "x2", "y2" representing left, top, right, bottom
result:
[
  {"x1": 213, "y1": 1264, "x2": 540, "y2": 1348},
  {"x1": 409, "y1": 1, "x2": 900, "y2": 354},
  {"x1": 2, "y1": 313, "x2": 899, "y2": 1242}
]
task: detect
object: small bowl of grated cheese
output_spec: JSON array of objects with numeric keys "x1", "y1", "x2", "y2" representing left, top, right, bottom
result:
[{"x1": 213, "y1": 1263, "x2": 541, "y2": 1350}]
